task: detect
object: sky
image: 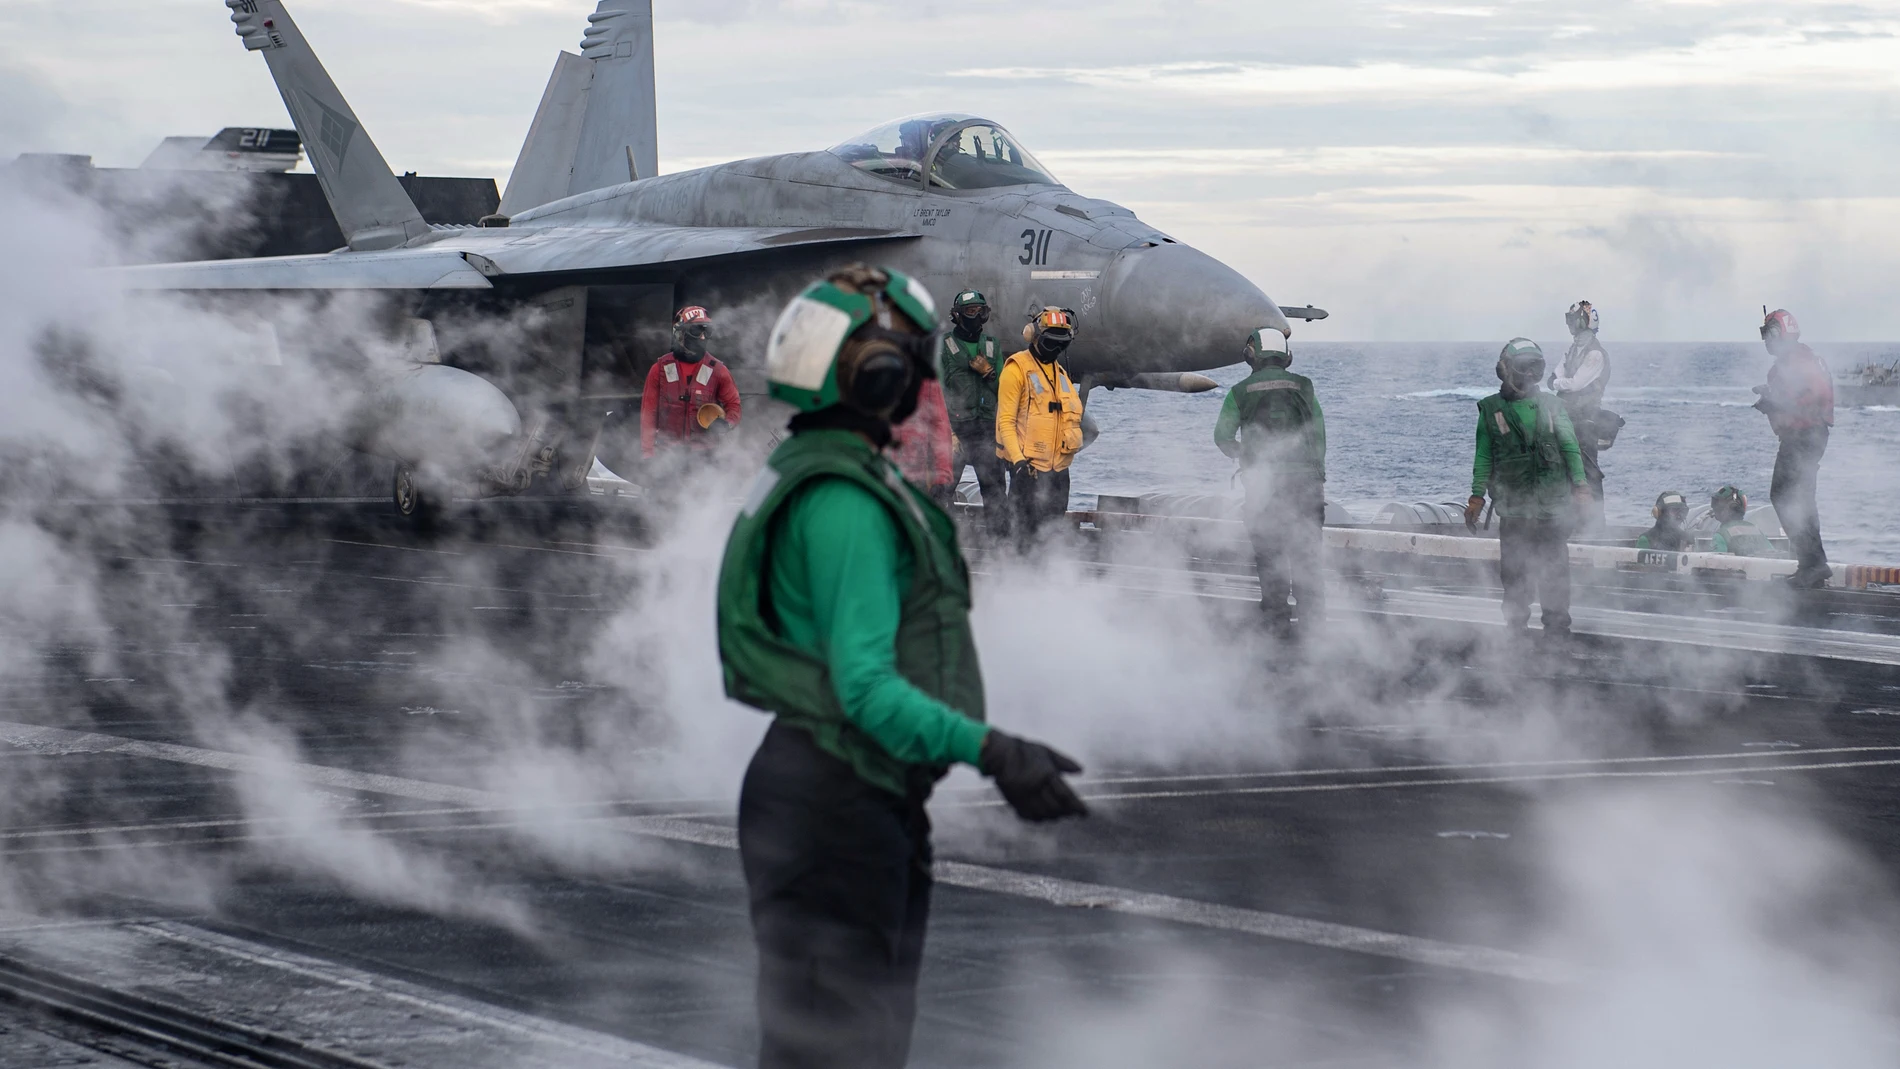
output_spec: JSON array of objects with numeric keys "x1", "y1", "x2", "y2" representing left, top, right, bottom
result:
[{"x1": 3, "y1": 0, "x2": 1899, "y2": 340}]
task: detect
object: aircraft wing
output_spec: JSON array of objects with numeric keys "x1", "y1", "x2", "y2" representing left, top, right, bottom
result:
[
  {"x1": 115, "y1": 248, "x2": 494, "y2": 291},
  {"x1": 113, "y1": 225, "x2": 910, "y2": 291}
]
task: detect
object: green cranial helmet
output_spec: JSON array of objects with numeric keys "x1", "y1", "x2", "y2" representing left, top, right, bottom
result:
[
  {"x1": 953, "y1": 289, "x2": 988, "y2": 310},
  {"x1": 766, "y1": 264, "x2": 941, "y2": 412},
  {"x1": 1497, "y1": 336, "x2": 1545, "y2": 381},
  {"x1": 1712, "y1": 485, "x2": 1747, "y2": 521}
]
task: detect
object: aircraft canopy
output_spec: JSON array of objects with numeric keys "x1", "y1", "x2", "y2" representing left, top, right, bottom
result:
[{"x1": 830, "y1": 114, "x2": 1060, "y2": 190}]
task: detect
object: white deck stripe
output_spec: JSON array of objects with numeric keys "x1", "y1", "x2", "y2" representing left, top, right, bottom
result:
[
  {"x1": 0, "y1": 721, "x2": 1565, "y2": 981},
  {"x1": 1063, "y1": 757, "x2": 1900, "y2": 805},
  {"x1": 1080, "y1": 745, "x2": 1900, "y2": 789}
]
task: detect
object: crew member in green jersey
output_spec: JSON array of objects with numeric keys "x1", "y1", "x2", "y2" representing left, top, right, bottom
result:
[
  {"x1": 1465, "y1": 338, "x2": 1592, "y2": 637},
  {"x1": 1635, "y1": 490, "x2": 1693, "y2": 551},
  {"x1": 939, "y1": 289, "x2": 1009, "y2": 530},
  {"x1": 718, "y1": 264, "x2": 1087, "y2": 1069},
  {"x1": 1709, "y1": 485, "x2": 1779, "y2": 557},
  {"x1": 1214, "y1": 328, "x2": 1326, "y2": 636}
]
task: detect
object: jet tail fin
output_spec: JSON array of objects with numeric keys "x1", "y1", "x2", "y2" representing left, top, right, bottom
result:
[
  {"x1": 225, "y1": 0, "x2": 429, "y2": 251},
  {"x1": 499, "y1": 52, "x2": 592, "y2": 216},
  {"x1": 501, "y1": 1, "x2": 656, "y2": 214}
]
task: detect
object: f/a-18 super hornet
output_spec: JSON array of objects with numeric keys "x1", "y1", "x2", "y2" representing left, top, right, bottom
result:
[{"x1": 123, "y1": 0, "x2": 1320, "y2": 514}]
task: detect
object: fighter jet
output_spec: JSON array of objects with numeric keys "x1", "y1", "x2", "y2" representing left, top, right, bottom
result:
[{"x1": 123, "y1": 0, "x2": 1314, "y2": 515}]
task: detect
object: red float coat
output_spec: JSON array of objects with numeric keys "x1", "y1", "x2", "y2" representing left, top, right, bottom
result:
[
  {"x1": 888, "y1": 379, "x2": 954, "y2": 489},
  {"x1": 1760, "y1": 344, "x2": 1835, "y2": 435},
  {"x1": 642, "y1": 352, "x2": 742, "y2": 456}
]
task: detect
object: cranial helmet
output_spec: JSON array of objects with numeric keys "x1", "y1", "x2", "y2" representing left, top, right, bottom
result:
[
  {"x1": 951, "y1": 289, "x2": 991, "y2": 337},
  {"x1": 1761, "y1": 307, "x2": 1800, "y2": 344},
  {"x1": 1565, "y1": 301, "x2": 1599, "y2": 336},
  {"x1": 765, "y1": 264, "x2": 940, "y2": 421},
  {"x1": 1496, "y1": 337, "x2": 1546, "y2": 384},
  {"x1": 1245, "y1": 327, "x2": 1290, "y2": 367},
  {"x1": 673, "y1": 305, "x2": 713, "y2": 355},
  {"x1": 1712, "y1": 485, "x2": 1748, "y2": 522},
  {"x1": 1023, "y1": 307, "x2": 1077, "y2": 357},
  {"x1": 1653, "y1": 490, "x2": 1688, "y2": 520}
]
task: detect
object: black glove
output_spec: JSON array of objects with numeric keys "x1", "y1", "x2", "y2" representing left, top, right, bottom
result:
[
  {"x1": 979, "y1": 730, "x2": 1088, "y2": 822},
  {"x1": 1010, "y1": 459, "x2": 1036, "y2": 481}
]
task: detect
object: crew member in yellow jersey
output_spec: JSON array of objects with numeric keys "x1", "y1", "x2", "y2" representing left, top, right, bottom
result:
[{"x1": 995, "y1": 307, "x2": 1084, "y2": 544}]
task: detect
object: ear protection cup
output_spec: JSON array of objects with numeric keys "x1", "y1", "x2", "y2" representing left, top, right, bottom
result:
[
  {"x1": 1023, "y1": 323, "x2": 1035, "y2": 346},
  {"x1": 837, "y1": 334, "x2": 920, "y2": 420}
]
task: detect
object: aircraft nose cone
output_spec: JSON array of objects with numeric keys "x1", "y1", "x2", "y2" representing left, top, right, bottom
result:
[{"x1": 1096, "y1": 244, "x2": 1287, "y2": 372}]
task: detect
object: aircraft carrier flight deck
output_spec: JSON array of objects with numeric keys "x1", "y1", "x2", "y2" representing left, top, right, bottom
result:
[{"x1": 1, "y1": 499, "x2": 1898, "y2": 1068}]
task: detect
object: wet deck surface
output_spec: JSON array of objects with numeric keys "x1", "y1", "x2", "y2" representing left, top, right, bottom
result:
[{"x1": 4, "y1": 502, "x2": 1900, "y2": 1067}]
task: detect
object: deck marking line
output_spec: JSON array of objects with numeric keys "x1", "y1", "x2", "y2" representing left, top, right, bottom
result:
[
  {"x1": 1071, "y1": 757, "x2": 1900, "y2": 805},
  {"x1": 0, "y1": 720, "x2": 1562, "y2": 983},
  {"x1": 1080, "y1": 745, "x2": 1900, "y2": 789}
]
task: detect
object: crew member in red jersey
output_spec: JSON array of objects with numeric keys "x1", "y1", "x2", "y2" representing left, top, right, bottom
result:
[{"x1": 642, "y1": 305, "x2": 742, "y2": 457}]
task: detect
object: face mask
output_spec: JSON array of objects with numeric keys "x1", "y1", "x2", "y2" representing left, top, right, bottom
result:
[
  {"x1": 952, "y1": 309, "x2": 989, "y2": 338},
  {"x1": 1034, "y1": 335, "x2": 1071, "y2": 360}
]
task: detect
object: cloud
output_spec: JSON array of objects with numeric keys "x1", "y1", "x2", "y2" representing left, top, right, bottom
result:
[{"x1": 6, "y1": 0, "x2": 1898, "y2": 336}]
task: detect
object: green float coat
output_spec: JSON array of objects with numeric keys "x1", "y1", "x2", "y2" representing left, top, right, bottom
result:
[
  {"x1": 1213, "y1": 364, "x2": 1327, "y2": 478},
  {"x1": 717, "y1": 430, "x2": 988, "y2": 796},
  {"x1": 1470, "y1": 393, "x2": 1586, "y2": 519},
  {"x1": 940, "y1": 333, "x2": 1003, "y2": 425}
]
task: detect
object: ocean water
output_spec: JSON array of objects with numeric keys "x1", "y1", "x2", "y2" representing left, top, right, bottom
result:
[{"x1": 1069, "y1": 341, "x2": 1900, "y2": 563}]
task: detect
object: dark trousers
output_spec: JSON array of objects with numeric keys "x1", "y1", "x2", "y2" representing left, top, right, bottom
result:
[
  {"x1": 1576, "y1": 436, "x2": 1606, "y2": 530},
  {"x1": 1566, "y1": 402, "x2": 1606, "y2": 530},
  {"x1": 950, "y1": 421, "x2": 1010, "y2": 535},
  {"x1": 1771, "y1": 426, "x2": 1829, "y2": 572},
  {"x1": 1009, "y1": 466, "x2": 1070, "y2": 547},
  {"x1": 1243, "y1": 475, "x2": 1325, "y2": 628},
  {"x1": 739, "y1": 722, "x2": 932, "y2": 1069},
  {"x1": 1498, "y1": 516, "x2": 1571, "y2": 633}
]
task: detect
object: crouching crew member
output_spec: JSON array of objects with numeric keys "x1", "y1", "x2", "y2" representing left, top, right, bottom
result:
[
  {"x1": 1214, "y1": 328, "x2": 1327, "y2": 636},
  {"x1": 1709, "y1": 485, "x2": 1777, "y2": 557},
  {"x1": 718, "y1": 265, "x2": 1088, "y2": 1069},
  {"x1": 642, "y1": 305, "x2": 742, "y2": 457},
  {"x1": 1466, "y1": 338, "x2": 1591, "y2": 637},
  {"x1": 996, "y1": 307, "x2": 1084, "y2": 543},
  {"x1": 940, "y1": 290, "x2": 1010, "y2": 528},
  {"x1": 1635, "y1": 490, "x2": 1693, "y2": 551}
]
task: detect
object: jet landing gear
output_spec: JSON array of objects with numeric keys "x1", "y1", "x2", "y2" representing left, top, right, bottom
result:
[{"x1": 392, "y1": 463, "x2": 442, "y2": 533}]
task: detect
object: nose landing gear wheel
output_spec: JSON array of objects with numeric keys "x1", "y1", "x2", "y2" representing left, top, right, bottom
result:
[{"x1": 392, "y1": 464, "x2": 439, "y2": 533}]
